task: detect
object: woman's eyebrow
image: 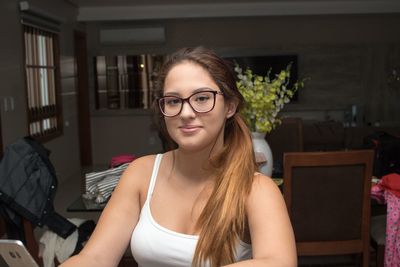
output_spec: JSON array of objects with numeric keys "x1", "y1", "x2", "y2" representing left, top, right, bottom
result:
[
  {"x1": 163, "y1": 87, "x2": 216, "y2": 96},
  {"x1": 163, "y1": 91, "x2": 180, "y2": 96},
  {"x1": 193, "y1": 87, "x2": 215, "y2": 93}
]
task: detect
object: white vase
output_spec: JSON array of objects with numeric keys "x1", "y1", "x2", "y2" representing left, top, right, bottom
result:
[{"x1": 251, "y1": 132, "x2": 273, "y2": 177}]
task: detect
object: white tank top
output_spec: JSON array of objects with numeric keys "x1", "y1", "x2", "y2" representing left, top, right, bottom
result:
[{"x1": 130, "y1": 154, "x2": 252, "y2": 267}]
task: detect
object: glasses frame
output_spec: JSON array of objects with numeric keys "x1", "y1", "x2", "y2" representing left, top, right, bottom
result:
[{"x1": 158, "y1": 89, "x2": 224, "y2": 117}]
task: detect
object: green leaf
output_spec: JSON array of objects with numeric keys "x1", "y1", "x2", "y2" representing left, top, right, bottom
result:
[{"x1": 235, "y1": 63, "x2": 307, "y2": 133}]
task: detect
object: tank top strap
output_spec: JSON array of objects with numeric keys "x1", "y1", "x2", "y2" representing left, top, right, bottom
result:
[{"x1": 146, "y1": 154, "x2": 163, "y2": 200}]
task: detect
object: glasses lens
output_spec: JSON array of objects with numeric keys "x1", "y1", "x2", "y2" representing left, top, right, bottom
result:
[
  {"x1": 160, "y1": 96, "x2": 181, "y2": 116},
  {"x1": 189, "y1": 91, "x2": 215, "y2": 113}
]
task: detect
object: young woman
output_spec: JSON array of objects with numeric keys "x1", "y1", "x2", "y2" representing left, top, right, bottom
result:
[{"x1": 60, "y1": 47, "x2": 296, "y2": 267}]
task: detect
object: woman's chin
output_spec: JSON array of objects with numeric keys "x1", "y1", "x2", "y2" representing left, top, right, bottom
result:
[{"x1": 176, "y1": 142, "x2": 204, "y2": 152}]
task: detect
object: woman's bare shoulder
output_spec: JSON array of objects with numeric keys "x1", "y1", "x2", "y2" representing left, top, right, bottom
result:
[
  {"x1": 252, "y1": 173, "x2": 280, "y2": 192},
  {"x1": 245, "y1": 174, "x2": 296, "y2": 266},
  {"x1": 127, "y1": 154, "x2": 158, "y2": 171},
  {"x1": 246, "y1": 173, "x2": 284, "y2": 207},
  {"x1": 117, "y1": 154, "x2": 159, "y2": 193}
]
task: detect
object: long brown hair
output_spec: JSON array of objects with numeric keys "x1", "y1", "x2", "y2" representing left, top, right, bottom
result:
[{"x1": 155, "y1": 47, "x2": 257, "y2": 267}]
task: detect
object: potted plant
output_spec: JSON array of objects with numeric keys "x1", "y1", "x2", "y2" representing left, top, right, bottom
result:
[{"x1": 235, "y1": 63, "x2": 305, "y2": 176}]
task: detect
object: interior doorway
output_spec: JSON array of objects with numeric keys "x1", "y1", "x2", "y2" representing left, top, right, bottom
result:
[
  {"x1": 0, "y1": 113, "x2": 3, "y2": 155},
  {"x1": 0, "y1": 112, "x2": 4, "y2": 237},
  {"x1": 74, "y1": 30, "x2": 92, "y2": 167}
]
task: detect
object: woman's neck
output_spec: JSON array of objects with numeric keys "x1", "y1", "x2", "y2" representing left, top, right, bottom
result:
[
  {"x1": 168, "y1": 123, "x2": 226, "y2": 183},
  {"x1": 170, "y1": 147, "x2": 220, "y2": 183}
]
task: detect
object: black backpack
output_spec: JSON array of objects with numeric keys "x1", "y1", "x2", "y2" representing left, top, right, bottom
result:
[{"x1": 364, "y1": 131, "x2": 400, "y2": 177}]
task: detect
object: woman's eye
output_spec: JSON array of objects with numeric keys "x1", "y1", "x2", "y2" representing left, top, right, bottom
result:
[
  {"x1": 194, "y1": 95, "x2": 210, "y2": 102},
  {"x1": 165, "y1": 98, "x2": 180, "y2": 106}
]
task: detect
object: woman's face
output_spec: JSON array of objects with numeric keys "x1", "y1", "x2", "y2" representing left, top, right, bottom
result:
[{"x1": 162, "y1": 61, "x2": 234, "y2": 152}]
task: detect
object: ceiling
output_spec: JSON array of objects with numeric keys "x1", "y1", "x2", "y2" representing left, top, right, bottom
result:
[
  {"x1": 66, "y1": 0, "x2": 400, "y2": 21},
  {"x1": 69, "y1": 0, "x2": 367, "y2": 7}
]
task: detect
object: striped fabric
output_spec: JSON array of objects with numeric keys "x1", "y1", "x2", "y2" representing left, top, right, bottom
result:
[{"x1": 84, "y1": 163, "x2": 130, "y2": 203}]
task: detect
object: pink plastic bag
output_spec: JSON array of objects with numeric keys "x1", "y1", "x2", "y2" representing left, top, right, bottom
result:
[{"x1": 110, "y1": 154, "x2": 136, "y2": 168}]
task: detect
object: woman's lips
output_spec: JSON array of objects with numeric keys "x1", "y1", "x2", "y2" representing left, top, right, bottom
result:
[{"x1": 179, "y1": 125, "x2": 201, "y2": 133}]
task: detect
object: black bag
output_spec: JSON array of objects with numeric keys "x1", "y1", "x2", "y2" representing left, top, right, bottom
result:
[
  {"x1": 364, "y1": 131, "x2": 400, "y2": 177},
  {"x1": 0, "y1": 137, "x2": 76, "y2": 239}
]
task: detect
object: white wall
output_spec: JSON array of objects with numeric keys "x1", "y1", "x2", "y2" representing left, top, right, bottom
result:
[
  {"x1": 1, "y1": 5, "x2": 399, "y2": 168},
  {"x1": 91, "y1": 111, "x2": 163, "y2": 164},
  {"x1": 0, "y1": 0, "x2": 83, "y2": 183},
  {"x1": 0, "y1": 1, "x2": 28, "y2": 145},
  {"x1": 85, "y1": 14, "x2": 400, "y2": 164}
]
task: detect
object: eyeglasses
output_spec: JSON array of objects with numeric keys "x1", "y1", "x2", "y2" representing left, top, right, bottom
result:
[{"x1": 158, "y1": 89, "x2": 224, "y2": 117}]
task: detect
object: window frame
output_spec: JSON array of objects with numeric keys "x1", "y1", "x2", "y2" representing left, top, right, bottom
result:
[{"x1": 22, "y1": 24, "x2": 63, "y2": 142}]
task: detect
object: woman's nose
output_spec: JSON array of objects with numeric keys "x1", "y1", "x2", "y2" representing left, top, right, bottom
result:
[{"x1": 180, "y1": 100, "x2": 196, "y2": 117}]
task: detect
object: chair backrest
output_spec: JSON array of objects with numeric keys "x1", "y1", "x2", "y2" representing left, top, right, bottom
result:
[{"x1": 283, "y1": 150, "x2": 374, "y2": 266}]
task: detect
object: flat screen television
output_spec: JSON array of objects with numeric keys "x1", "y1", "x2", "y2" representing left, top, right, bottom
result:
[{"x1": 225, "y1": 54, "x2": 299, "y2": 101}]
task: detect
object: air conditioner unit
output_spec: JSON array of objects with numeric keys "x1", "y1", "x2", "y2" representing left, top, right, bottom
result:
[{"x1": 100, "y1": 27, "x2": 165, "y2": 45}]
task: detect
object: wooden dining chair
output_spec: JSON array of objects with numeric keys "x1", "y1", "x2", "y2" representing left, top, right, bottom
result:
[{"x1": 283, "y1": 150, "x2": 374, "y2": 267}]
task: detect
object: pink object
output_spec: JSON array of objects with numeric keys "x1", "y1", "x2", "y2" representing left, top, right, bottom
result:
[
  {"x1": 110, "y1": 154, "x2": 136, "y2": 168},
  {"x1": 372, "y1": 173, "x2": 400, "y2": 267},
  {"x1": 384, "y1": 191, "x2": 400, "y2": 267}
]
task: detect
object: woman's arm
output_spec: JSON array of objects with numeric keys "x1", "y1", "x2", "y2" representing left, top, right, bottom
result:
[
  {"x1": 226, "y1": 174, "x2": 297, "y2": 267},
  {"x1": 60, "y1": 156, "x2": 154, "y2": 267}
]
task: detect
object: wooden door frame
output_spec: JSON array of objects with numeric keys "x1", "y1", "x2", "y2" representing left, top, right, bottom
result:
[{"x1": 74, "y1": 30, "x2": 93, "y2": 170}]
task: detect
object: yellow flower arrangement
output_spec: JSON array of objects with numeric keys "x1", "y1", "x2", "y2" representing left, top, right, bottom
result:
[{"x1": 235, "y1": 63, "x2": 304, "y2": 133}]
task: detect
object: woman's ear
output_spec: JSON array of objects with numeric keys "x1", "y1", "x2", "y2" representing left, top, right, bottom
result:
[{"x1": 226, "y1": 100, "x2": 238, "y2": 119}]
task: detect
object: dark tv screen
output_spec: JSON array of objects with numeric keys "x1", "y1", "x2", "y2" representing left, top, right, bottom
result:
[{"x1": 225, "y1": 55, "x2": 299, "y2": 101}]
